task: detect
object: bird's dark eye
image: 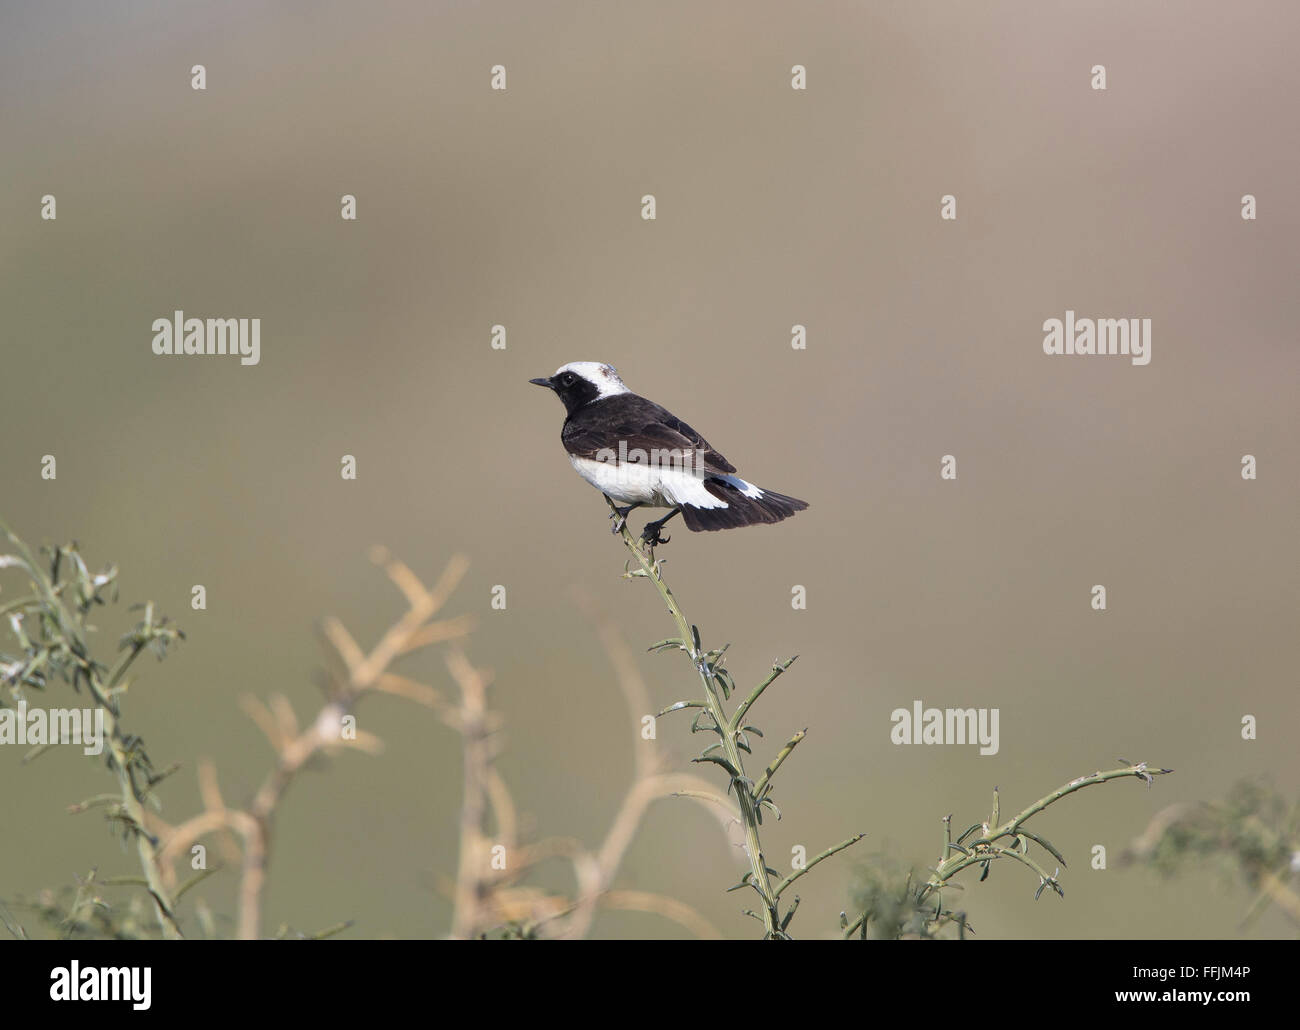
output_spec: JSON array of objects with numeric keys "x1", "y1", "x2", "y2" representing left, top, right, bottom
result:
[{"x1": 562, "y1": 373, "x2": 575, "y2": 386}]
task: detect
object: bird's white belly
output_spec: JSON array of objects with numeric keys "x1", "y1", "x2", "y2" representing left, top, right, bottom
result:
[
  {"x1": 568, "y1": 454, "x2": 743, "y2": 509},
  {"x1": 569, "y1": 454, "x2": 666, "y2": 505}
]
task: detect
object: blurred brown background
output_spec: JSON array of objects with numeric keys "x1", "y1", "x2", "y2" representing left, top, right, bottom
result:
[{"x1": 2, "y1": 0, "x2": 1297, "y2": 939}]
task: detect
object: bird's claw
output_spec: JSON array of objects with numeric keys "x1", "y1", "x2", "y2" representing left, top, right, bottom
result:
[{"x1": 641, "y1": 525, "x2": 671, "y2": 548}]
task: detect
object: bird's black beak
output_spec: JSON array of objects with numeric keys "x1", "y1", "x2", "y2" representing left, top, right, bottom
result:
[{"x1": 529, "y1": 377, "x2": 555, "y2": 389}]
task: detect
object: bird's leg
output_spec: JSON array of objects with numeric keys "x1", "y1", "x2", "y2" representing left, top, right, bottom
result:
[
  {"x1": 608, "y1": 501, "x2": 641, "y2": 534},
  {"x1": 640, "y1": 507, "x2": 682, "y2": 547}
]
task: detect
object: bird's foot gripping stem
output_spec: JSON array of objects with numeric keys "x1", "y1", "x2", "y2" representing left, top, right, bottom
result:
[
  {"x1": 640, "y1": 507, "x2": 682, "y2": 548},
  {"x1": 608, "y1": 502, "x2": 639, "y2": 535}
]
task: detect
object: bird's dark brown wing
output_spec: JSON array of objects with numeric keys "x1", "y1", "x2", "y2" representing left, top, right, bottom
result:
[{"x1": 561, "y1": 395, "x2": 737, "y2": 475}]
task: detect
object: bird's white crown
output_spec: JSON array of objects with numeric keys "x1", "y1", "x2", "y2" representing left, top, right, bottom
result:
[{"x1": 554, "y1": 361, "x2": 630, "y2": 399}]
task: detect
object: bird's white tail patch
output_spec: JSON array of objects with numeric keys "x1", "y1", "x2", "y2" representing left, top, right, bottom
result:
[{"x1": 715, "y1": 474, "x2": 764, "y2": 499}]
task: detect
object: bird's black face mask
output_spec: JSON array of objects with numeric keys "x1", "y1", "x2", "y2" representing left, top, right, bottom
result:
[{"x1": 529, "y1": 371, "x2": 601, "y2": 416}]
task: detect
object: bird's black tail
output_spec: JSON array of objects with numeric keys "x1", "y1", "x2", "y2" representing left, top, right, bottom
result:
[{"x1": 680, "y1": 479, "x2": 808, "y2": 532}]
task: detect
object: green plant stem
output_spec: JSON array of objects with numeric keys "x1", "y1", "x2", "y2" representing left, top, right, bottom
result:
[
  {"x1": 775, "y1": 833, "x2": 866, "y2": 899},
  {"x1": 607, "y1": 498, "x2": 784, "y2": 937},
  {"x1": 1, "y1": 522, "x2": 184, "y2": 940},
  {"x1": 78, "y1": 632, "x2": 184, "y2": 938},
  {"x1": 919, "y1": 762, "x2": 1172, "y2": 902}
]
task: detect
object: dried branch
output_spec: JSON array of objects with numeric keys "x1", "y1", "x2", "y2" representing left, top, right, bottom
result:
[
  {"x1": 154, "y1": 547, "x2": 472, "y2": 939},
  {"x1": 443, "y1": 586, "x2": 737, "y2": 939}
]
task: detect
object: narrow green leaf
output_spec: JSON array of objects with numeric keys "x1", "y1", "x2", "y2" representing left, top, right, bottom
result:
[
  {"x1": 692, "y1": 754, "x2": 739, "y2": 777},
  {"x1": 102, "y1": 876, "x2": 150, "y2": 888},
  {"x1": 780, "y1": 895, "x2": 801, "y2": 931},
  {"x1": 176, "y1": 864, "x2": 223, "y2": 901},
  {"x1": 657, "y1": 699, "x2": 704, "y2": 718},
  {"x1": 1017, "y1": 828, "x2": 1068, "y2": 869},
  {"x1": 22, "y1": 742, "x2": 56, "y2": 764},
  {"x1": 309, "y1": 920, "x2": 354, "y2": 940}
]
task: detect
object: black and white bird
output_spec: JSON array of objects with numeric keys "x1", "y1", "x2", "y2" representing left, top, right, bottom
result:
[{"x1": 530, "y1": 362, "x2": 808, "y2": 544}]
